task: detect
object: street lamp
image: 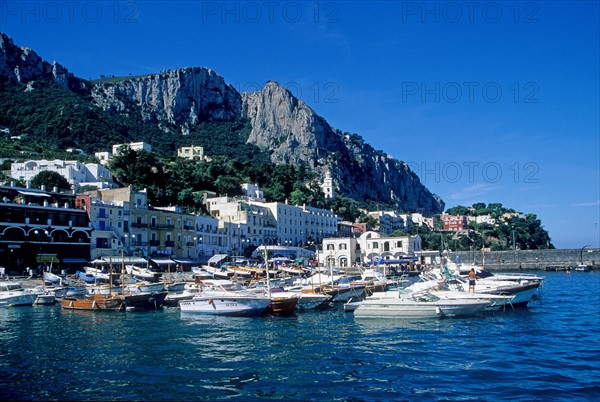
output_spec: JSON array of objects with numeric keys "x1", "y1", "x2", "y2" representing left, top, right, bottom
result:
[
  {"x1": 124, "y1": 233, "x2": 136, "y2": 256},
  {"x1": 580, "y1": 245, "x2": 591, "y2": 265}
]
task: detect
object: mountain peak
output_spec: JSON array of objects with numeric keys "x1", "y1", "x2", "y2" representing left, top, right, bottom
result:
[{"x1": 0, "y1": 32, "x2": 83, "y2": 90}]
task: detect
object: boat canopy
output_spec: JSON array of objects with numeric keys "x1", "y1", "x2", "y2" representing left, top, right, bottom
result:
[{"x1": 208, "y1": 254, "x2": 228, "y2": 266}]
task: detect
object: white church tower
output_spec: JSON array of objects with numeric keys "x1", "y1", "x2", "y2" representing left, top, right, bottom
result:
[{"x1": 321, "y1": 170, "x2": 335, "y2": 200}]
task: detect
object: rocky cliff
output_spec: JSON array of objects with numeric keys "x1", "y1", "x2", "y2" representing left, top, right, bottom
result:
[
  {"x1": 0, "y1": 33, "x2": 85, "y2": 92},
  {"x1": 91, "y1": 67, "x2": 242, "y2": 128},
  {"x1": 0, "y1": 32, "x2": 444, "y2": 214},
  {"x1": 241, "y1": 82, "x2": 444, "y2": 213}
]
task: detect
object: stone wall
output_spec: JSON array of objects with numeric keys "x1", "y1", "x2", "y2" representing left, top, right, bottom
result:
[{"x1": 444, "y1": 248, "x2": 600, "y2": 271}]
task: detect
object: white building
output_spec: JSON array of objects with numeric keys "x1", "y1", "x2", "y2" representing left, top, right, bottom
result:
[
  {"x1": 10, "y1": 159, "x2": 116, "y2": 190},
  {"x1": 476, "y1": 214, "x2": 496, "y2": 226},
  {"x1": 320, "y1": 237, "x2": 358, "y2": 269},
  {"x1": 367, "y1": 210, "x2": 407, "y2": 234},
  {"x1": 241, "y1": 183, "x2": 265, "y2": 201},
  {"x1": 321, "y1": 232, "x2": 422, "y2": 268},
  {"x1": 358, "y1": 231, "x2": 421, "y2": 264},
  {"x1": 94, "y1": 142, "x2": 153, "y2": 166},
  {"x1": 112, "y1": 142, "x2": 152, "y2": 155},
  {"x1": 411, "y1": 213, "x2": 436, "y2": 229}
]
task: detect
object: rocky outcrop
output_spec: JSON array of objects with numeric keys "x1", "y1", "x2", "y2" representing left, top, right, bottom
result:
[
  {"x1": 91, "y1": 67, "x2": 242, "y2": 126},
  {"x1": 0, "y1": 32, "x2": 84, "y2": 91},
  {"x1": 242, "y1": 82, "x2": 444, "y2": 213},
  {"x1": 241, "y1": 81, "x2": 343, "y2": 167}
]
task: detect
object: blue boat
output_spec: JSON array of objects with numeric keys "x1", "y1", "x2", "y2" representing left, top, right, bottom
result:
[{"x1": 76, "y1": 271, "x2": 97, "y2": 283}]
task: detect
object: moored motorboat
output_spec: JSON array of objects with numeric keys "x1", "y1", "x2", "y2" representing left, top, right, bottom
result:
[
  {"x1": 0, "y1": 281, "x2": 37, "y2": 307},
  {"x1": 30, "y1": 286, "x2": 57, "y2": 305},
  {"x1": 179, "y1": 279, "x2": 270, "y2": 316},
  {"x1": 352, "y1": 291, "x2": 490, "y2": 318},
  {"x1": 164, "y1": 282, "x2": 203, "y2": 306}
]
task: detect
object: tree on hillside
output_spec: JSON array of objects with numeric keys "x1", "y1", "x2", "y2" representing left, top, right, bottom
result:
[
  {"x1": 109, "y1": 146, "x2": 166, "y2": 191},
  {"x1": 30, "y1": 171, "x2": 71, "y2": 192}
]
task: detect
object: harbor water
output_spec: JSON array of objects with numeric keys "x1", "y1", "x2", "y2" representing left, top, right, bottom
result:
[{"x1": 1, "y1": 272, "x2": 599, "y2": 401}]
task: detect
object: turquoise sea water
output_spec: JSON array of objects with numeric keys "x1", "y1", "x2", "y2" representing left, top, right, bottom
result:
[{"x1": 1, "y1": 271, "x2": 599, "y2": 401}]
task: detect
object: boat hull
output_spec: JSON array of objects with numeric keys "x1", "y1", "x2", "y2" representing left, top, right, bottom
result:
[
  {"x1": 353, "y1": 298, "x2": 489, "y2": 318},
  {"x1": 266, "y1": 295, "x2": 298, "y2": 315},
  {"x1": 61, "y1": 296, "x2": 124, "y2": 311},
  {"x1": 122, "y1": 291, "x2": 168, "y2": 310},
  {"x1": 180, "y1": 296, "x2": 270, "y2": 316}
]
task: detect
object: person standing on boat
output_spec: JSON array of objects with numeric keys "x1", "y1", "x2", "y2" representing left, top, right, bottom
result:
[{"x1": 468, "y1": 268, "x2": 476, "y2": 293}]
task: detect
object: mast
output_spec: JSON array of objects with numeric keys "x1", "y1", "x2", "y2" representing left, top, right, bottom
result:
[{"x1": 121, "y1": 250, "x2": 125, "y2": 296}]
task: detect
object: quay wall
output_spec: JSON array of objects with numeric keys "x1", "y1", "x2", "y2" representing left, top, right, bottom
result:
[{"x1": 443, "y1": 248, "x2": 600, "y2": 271}]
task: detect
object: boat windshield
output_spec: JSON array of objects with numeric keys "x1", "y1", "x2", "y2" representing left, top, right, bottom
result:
[{"x1": 0, "y1": 283, "x2": 24, "y2": 291}]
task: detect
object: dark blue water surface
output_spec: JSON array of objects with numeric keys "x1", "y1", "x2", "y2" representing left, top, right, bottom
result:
[{"x1": 1, "y1": 272, "x2": 599, "y2": 401}]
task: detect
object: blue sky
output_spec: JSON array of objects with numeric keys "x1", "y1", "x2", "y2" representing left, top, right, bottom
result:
[{"x1": 2, "y1": 1, "x2": 599, "y2": 249}]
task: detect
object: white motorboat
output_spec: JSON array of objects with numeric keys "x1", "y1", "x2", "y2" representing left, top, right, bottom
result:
[
  {"x1": 200, "y1": 265, "x2": 231, "y2": 279},
  {"x1": 0, "y1": 281, "x2": 37, "y2": 307},
  {"x1": 420, "y1": 266, "x2": 543, "y2": 308},
  {"x1": 30, "y1": 286, "x2": 57, "y2": 305},
  {"x1": 164, "y1": 282, "x2": 203, "y2": 306},
  {"x1": 575, "y1": 264, "x2": 591, "y2": 272},
  {"x1": 351, "y1": 291, "x2": 491, "y2": 318},
  {"x1": 179, "y1": 279, "x2": 270, "y2": 316}
]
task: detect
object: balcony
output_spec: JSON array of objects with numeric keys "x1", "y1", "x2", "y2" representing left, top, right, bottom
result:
[
  {"x1": 150, "y1": 224, "x2": 174, "y2": 230},
  {"x1": 131, "y1": 222, "x2": 148, "y2": 228},
  {"x1": 149, "y1": 240, "x2": 161, "y2": 246},
  {"x1": 165, "y1": 240, "x2": 175, "y2": 247}
]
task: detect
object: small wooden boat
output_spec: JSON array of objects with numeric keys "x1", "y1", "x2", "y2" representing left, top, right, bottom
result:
[
  {"x1": 61, "y1": 295, "x2": 124, "y2": 311},
  {"x1": 226, "y1": 265, "x2": 254, "y2": 278},
  {"x1": 179, "y1": 280, "x2": 270, "y2": 316},
  {"x1": 265, "y1": 293, "x2": 298, "y2": 316}
]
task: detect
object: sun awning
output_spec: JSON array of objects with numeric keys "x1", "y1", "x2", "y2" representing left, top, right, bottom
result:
[
  {"x1": 173, "y1": 259, "x2": 197, "y2": 265},
  {"x1": 18, "y1": 190, "x2": 51, "y2": 197},
  {"x1": 208, "y1": 254, "x2": 228, "y2": 264},
  {"x1": 102, "y1": 256, "x2": 147, "y2": 265},
  {"x1": 150, "y1": 258, "x2": 176, "y2": 266}
]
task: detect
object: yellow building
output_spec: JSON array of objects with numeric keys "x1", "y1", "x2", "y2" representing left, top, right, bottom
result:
[{"x1": 177, "y1": 145, "x2": 205, "y2": 161}]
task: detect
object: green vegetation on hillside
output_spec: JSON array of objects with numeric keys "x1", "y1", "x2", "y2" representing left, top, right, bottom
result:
[{"x1": 409, "y1": 203, "x2": 554, "y2": 251}]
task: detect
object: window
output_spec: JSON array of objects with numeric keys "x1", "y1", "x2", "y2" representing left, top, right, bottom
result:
[{"x1": 373, "y1": 242, "x2": 379, "y2": 249}]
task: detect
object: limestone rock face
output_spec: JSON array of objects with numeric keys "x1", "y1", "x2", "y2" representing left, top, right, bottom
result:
[
  {"x1": 0, "y1": 32, "x2": 84, "y2": 90},
  {"x1": 242, "y1": 82, "x2": 445, "y2": 214},
  {"x1": 241, "y1": 81, "x2": 343, "y2": 168},
  {"x1": 91, "y1": 67, "x2": 242, "y2": 125}
]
